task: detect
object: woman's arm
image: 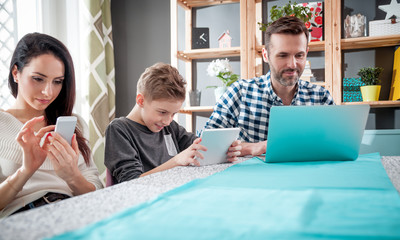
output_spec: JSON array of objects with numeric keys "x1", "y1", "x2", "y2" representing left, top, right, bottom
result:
[
  {"x1": 0, "y1": 116, "x2": 54, "y2": 210},
  {"x1": 0, "y1": 168, "x2": 31, "y2": 210}
]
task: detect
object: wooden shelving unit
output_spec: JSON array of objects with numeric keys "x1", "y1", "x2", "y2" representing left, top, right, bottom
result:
[
  {"x1": 179, "y1": 106, "x2": 215, "y2": 114},
  {"x1": 341, "y1": 35, "x2": 400, "y2": 50},
  {"x1": 177, "y1": 47, "x2": 241, "y2": 60},
  {"x1": 342, "y1": 101, "x2": 400, "y2": 108},
  {"x1": 171, "y1": 0, "x2": 261, "y2": 132},
  {"x1": 172, "y1": 0, "x2": 400, "y2": 132}
]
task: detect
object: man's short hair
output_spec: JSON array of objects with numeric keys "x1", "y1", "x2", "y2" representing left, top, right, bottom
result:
[
  {"x1": 264, "y1": 16, "x2": 309, "y2": 52},
  {"x1": 137, "y1": 63, "x2": 186, "y2": 101}
]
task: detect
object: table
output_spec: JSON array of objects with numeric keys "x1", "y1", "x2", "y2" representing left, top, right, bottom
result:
[{"x1": 0, "y1": 156, "x2": 400, "y2": 240}]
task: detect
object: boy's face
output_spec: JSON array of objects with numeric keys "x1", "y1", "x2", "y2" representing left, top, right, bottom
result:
[{"x1": 138, "y1": 95, "x2": 184, "y2": 132}]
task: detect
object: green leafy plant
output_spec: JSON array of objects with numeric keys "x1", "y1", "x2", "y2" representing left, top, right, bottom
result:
[
  {"x1": 357, "y1": 67, "x2": 384, "y2": 85},
  {"x1": 258, "y1": 1, "x2": 312, "y2": 31}
]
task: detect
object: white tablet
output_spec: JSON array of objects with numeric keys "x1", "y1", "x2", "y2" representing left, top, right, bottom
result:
[{"x1": 198, "y1": 128, "x2": 240, "y2": 166}]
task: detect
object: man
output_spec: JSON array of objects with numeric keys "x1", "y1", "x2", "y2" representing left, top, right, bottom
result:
[{"x1": 205, "y1": 16, "x2": 334, "y2": 156}]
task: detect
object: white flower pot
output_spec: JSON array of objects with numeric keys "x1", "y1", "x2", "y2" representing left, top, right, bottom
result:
[{"x1": 214, "y1": 86, "x2": 227, "y2": 102}]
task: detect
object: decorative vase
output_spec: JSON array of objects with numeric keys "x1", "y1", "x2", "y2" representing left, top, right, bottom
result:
[
  {"x1": 360, "y1": 85, "x2": 381, "y2": 101},
  {"x1": 189, "y1": 89, "x2": 201, "y2": 106},
  {"x1": 214, "y1": 86, "x2": 227, "y2": 102}
]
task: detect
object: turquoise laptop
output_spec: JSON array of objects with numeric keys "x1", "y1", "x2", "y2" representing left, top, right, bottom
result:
[{"x1": 264, "y1": 105, "x2": 370, "y2": 163}]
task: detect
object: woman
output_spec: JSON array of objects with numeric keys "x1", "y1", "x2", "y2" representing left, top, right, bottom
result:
[{"x1": 0, "y1": 33, "x2": 103, "y2": 217}]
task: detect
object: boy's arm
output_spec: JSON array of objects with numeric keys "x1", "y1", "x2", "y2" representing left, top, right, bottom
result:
[
  {"x1": 104, "y1": 121, "x2": 143, "y2": 183},
  {"x1": 141, "y1": 138, "x2": 206, "y2": 177}
]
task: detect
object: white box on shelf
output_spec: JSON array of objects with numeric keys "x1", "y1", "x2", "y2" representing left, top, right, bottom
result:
[{"x1": 369, "y1": 20, "x2": 400, "y2": 36}]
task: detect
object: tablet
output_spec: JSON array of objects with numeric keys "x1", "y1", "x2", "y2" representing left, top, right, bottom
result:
[{"x1": 198, "y1": 128, "x2": 240, "y2": 166}]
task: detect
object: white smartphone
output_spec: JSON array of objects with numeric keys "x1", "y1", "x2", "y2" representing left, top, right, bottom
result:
[{"x1": 55, "y1": 116, "x2": 77, "y2": 145}]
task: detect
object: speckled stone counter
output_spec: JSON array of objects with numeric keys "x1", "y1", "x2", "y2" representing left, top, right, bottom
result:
[{"x1": 0, "y1": 156, "x2": 399, "y2": 240}]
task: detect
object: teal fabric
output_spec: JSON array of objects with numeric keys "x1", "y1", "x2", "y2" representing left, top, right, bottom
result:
[{"x1": 50, "y1": 153, "x2": 400, "y2": 240}]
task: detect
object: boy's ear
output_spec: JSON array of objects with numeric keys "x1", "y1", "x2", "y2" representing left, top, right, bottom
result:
[{"x1": 136, "y1": 93, "x2": 145, "y2": 107}]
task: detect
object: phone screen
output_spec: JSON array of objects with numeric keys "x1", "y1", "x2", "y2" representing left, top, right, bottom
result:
[{"x1": 55, "y1": 116, "x2": 77, "y2": 145}]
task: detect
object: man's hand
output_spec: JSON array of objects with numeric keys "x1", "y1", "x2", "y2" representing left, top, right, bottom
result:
[{"x1": 239, "y1": 141, "x2": 267, "y2": 157}]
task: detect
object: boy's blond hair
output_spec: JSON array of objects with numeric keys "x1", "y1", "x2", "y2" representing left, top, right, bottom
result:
[{"x1": 137, "y1": 63, "x2": 186, "y2": 101}]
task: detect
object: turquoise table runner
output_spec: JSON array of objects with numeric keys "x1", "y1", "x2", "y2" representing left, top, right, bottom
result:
[{"x1": 51, "y1": 153, "x2": 400, "y2": 239}]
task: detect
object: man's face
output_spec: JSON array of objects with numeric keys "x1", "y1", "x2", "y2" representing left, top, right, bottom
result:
[{"x1": 263, "y1": 33, "x2": 308, "y2": 87}]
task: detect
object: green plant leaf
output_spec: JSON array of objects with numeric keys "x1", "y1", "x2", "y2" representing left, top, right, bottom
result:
[
  {"x1": 259, "y1": 1, "x2": 312, "y2": 31},
  {"x1": 357, "y1": 67, "x2": 383, "y2": 85}
]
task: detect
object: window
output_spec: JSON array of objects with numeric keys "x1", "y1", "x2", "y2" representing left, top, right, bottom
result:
[{"x1": 0, "y1": 0, "x2": 17, "y2": 109}]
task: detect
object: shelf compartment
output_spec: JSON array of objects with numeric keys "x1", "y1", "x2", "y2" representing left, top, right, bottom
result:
[
  {"x1": 256, "y1": 41, "x2": 325, "y2": 55},
  {"x1": 341, "y1": 34, "x2": 400, "y2": 50},
  {"x1": 179, "y1": 106, "x2": 214, "y2": 114},
  {"x1": 177, "y1": 0, "x2": 239, "y2": 9},
  {"x1": 177, "y1": 47, "x2": 241, "y2": 61},
  {"x1": 342, "y1": 100, "x2": 400, "y2": 108}
]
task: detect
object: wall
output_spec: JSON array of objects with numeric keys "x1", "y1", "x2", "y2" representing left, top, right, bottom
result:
[
  {"x1": 111, "y1": 0, "x2": 171, "y2": 117},
  {"x1": 111, "y1": 1, "x2": 399, "y2": 131}
]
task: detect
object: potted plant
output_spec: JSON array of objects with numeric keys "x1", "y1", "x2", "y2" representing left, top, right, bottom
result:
[
  {"x1": 357, "y1": 67, "x2": 383, "y2": 102},
  {"x1": 258, "y1": 1, "x2": 312, "y2": 31},
  {"x1": 206, "y1": 58, "x2": 239, "y2": 101}
]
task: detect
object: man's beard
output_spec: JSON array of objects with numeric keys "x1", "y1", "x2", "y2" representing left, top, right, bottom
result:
[{"x1": 271, "y1": 67, "x2": 302, "y2": 87}]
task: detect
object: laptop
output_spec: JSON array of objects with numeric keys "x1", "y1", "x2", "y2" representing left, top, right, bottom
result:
[{"x1": 264, "y1": 104, "x2": 370, "y2": 163}]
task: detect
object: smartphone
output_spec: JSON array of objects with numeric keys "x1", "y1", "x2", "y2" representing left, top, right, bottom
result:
[{"x1": 55, "y1": 116, "x2": 77, "y2": 145}]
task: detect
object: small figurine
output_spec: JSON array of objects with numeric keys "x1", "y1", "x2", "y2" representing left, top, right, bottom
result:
[
  {"x1": 218, "y1": 30, "x2": 232, "y2": 48},
  {"x1": 300, "y1": 60, "x2": 315, "y2": 82},
  {"x1": 390, "y1": 15, "x2": 397, "y2": 24}
]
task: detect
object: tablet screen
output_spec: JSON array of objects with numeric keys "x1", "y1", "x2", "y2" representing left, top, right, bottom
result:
[{"x1": 198, "y1": 128, "x2": 240, "y2": 166}]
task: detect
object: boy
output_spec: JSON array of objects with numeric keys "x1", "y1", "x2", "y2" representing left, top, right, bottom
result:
[{"x1": 105, "y1": 63, "x2": 241, "y2": 184}]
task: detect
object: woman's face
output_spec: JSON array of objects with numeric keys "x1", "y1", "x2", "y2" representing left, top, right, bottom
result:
[{"x1": 13, "y1": 54, "x2": 65, "y2": 113}]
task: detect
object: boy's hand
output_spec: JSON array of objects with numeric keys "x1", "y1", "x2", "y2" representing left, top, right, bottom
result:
[
  {"x1": 173, "y1": 138, "x2": 207, "y2": 167},
  {"x1": 226, "y1": 140, "x2": 242, "y2": 162}
]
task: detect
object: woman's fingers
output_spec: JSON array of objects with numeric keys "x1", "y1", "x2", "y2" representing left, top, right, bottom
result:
[
  {"x1": 23, "y1": 116, "x2": 45, "y2": 129},
  {"x1": 70, "y1": 134, "x2": 80, "y2": 155},
  {"x1": 47, "y1": 133, "x2": 78, "y2": 166},
  {"x1": 36, "y1": 125, "x2": 55, "y2": 139},
  {"x1": 16, "y1": 128, "x2": 29, "y2": 144}
]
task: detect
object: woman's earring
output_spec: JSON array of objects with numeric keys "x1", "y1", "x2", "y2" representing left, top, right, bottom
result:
[{"x1": 14, "y1": 79, "x2": 17, "y2": 83}]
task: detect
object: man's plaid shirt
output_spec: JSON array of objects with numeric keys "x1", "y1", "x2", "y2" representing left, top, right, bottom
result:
[{"x1": 205, "y1": 72, "x2": 335, "y2": 142}]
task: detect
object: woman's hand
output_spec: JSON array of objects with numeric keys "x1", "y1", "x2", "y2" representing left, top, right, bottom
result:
[
  {"x1": 172, "y1": 138, "x2": 207, "y2": 167},
  {"x1": 16, "y1": 116, "x2": 55, "y2": 175},
  {"x1": 47, "y1": 132, "x2": 80, "y2": 183},
  {"x1": 226, "y1": 140, "x2": 242, "y2": 162}
]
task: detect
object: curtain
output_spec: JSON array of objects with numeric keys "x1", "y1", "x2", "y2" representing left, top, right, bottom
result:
[{"x1": 81, "y1": 0, "x2": 115, "y2": 185}]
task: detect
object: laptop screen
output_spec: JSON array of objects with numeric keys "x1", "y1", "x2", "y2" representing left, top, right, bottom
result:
[{"x1": 264, "y1": 105, "x2": 370, "y2": 163}]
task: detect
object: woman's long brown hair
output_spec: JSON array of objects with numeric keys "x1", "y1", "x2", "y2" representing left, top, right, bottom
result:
[{"x1": 8, "y1": 33, "x2": 91, "y2": 165}]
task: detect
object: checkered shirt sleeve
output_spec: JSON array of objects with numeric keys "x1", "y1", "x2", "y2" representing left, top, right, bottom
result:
[{"x1": 205, "y1": 72, "x2": 334, "y2": 142}]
